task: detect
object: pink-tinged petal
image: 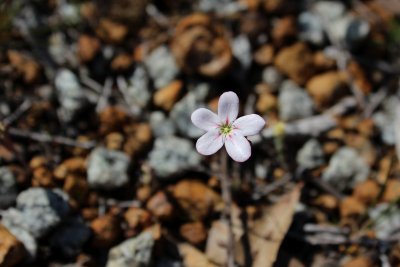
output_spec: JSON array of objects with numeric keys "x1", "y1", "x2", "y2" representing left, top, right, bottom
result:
[
  {"x1": 218, "y1": 91, "x2": 239, "y2": 124},
  {"x1": 233, "y1": 114, "x2": 266, "y2": 136},
  {"x1": 196, "y1": 130, "x2": 224, "y2": 156},
  {"x1": 224, "y1": 130, "x2": 251, "y2": 162},
  {"x1": 191, "y1": 108, "x2": 220, "y2": 131}
]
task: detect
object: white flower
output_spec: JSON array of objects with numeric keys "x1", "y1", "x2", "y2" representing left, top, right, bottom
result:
[{"x1": 191, "y1": 91, "x2": 266, "y2": 162}]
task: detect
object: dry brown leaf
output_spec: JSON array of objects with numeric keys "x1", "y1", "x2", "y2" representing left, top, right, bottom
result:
[{"x1": 242, "y1": 184, "x2": 302, "y2": 267}]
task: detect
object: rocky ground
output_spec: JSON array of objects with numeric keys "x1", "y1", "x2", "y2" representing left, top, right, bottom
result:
[{"x1": 1, "y1": 0, "x2": 400, "y2": 266}]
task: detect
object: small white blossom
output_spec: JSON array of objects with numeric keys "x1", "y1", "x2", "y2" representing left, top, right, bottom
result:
[{"x1": 191, "y1": 91, "x2": 265, "y2": 162}]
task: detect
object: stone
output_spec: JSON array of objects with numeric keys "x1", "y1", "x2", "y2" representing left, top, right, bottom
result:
[
  {"x1": 55, "y1": 69, "x2": 87, "y2": 122},
  {"x1": 170, "y1": 84, "x2": 209, "y2": 138},
  {"x1": 1, "y1": 224, "x2": 36, "y2": 261},
  {"x1": 124, "y1": 208, "x2": 152, "y2": 237},
  {"x1": 63, "y1": 174, "x2": 89, "y2": 207},
  {"x1": 124, "y1": 65, "x2": 151, "y2": 110},
  {"x1": 106, "y1": 231, "x2": 154, "y2": 267},
  {"x1": 342, "y1": 257, "x2": 373, "y2": 267},
  {"x1": 382, "y1": 179, "x2": 400, "y2": 203},
  {"x1": 153, "y1": 80, "x2": 183, "y2": 111},
  {"x1": 144, "y1": 45, "x2": 179, "y2": 89},
  {"x1": 0, "y1": 223, "x2": 27, "y2": 267},
  {"x1": 78, "y1": 34, "x2": 100, "y2": 63},
  {"x1": 0, "y1": 167, "x2": 17, "y2": 209},
  {"x1": 87, "y1": 147, "x2": 130, "y2": 189},
  {"x1": 90, "y1": 214, "x2": 122, "y2": 248},
  {"x1": 31, "y1": 166, "x2": 54, "y2": 188},
  {"x1": 172, "y1": 180, "x2": 222, "y2": 221},
  {"x1": 123, "y1": 123, "x2": 152, "y2": 157},
  {"x1": 274, "y1": 42, "x2": 315, "y2": 85},
  {"x1": 253, "y1": 45, "x2": 274, "y2": 66},
  {"x1": 261, "y1": 66, "x2": 283, "y2": 91},
  {"x1": 111, "y1": 53, "x2": 133, "y2": 72},
  {"x1": 179, "y1": 222, "x2": 207, "y2": 245},
  {"x1": 322, "y1": 147, "x2": 370, "y2": 192},
  {"x1": 232, "y1": 34, "x2": 252, "y2": 69},
  {"x1": 306, "y1": 71, "x2": 348, "y2": 108},
  {"x1": 7, "y1": 50, "x2": 41, "y2": 84},
  {"x1": 313, "y1": 1, "x2": 346, "y2": 21},
  {"x1": 298, "y1": 12, "x2": 325, "y2": 46},
  {"x1": 278, "y1": 80, "x2": 314, "y2": 121},
  {"x1": 96, "y1": 19, "x2": 128, "y2": 43},
  {"x1": 99, "y1": 106, "x2": 128, "y2": 134},
  {"x1": 353, "y1": 180, "x2": 380, "y2": 205},
  {"x1": 256, "y1": 91, "x2": 277, "y2": 114},
  {"x1": 146, "y1": 191, "x2": 174, "y2": 221},
  {"x1": 296, "y1": 139, "x2": 324, "y2": 170},
  {"x1": 327, "y1": 15, "x2": 370, "y2": 49},
  {"x1": 106, "y1": 132, "x2": 125, "y2": 150},
  {"x1": 373, "y1": 97, "x2": 398, "y2": 145},
  {"x1": 369, "y1": 203, "x2": 400, "y2": 239},
  {"x1": 340, "y1": 197, "x2": 366, "y2": 218},
  {"x1": 49, "y1": 32, "x2": 74, "y2": 66},
  {"x1": 2, "y1": 188, "x2": 69, "y2": 239},
  {"x1": 271, "y1": 16, "x2": 297, "y2": 46},
  {"x1": 148, "y1": 136, "x2": 201, "y2": 178},
  {"x1": 49, "y1": 216, "x2": 91, "y2": 259},
  {"x1": 149, "y1": 112, "x2": 176, "y2": 137}
]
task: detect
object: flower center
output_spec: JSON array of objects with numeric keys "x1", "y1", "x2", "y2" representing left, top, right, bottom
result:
[{"x1": 219, "y1": 123, "x2": 233, "y2": 136}]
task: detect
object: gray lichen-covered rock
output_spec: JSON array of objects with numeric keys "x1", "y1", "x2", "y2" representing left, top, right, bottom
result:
[
  {"x1": 313, "y1": 1, "x2": 346, "y2": 21},
  {"x1": 106, "y1": 231, "x2": 154, "y2": 267},
  {"x1": 144, "y1": 45, "x2": 179, "y2": 89},
  {"x1": 87, "y1": 147, "x2": 131, "y2": 189},
  {"x1": 232, "y1": 34, "x2": 252, "y2": 69},
  {"x1": 369, "y1": 203, "x2": 400, "y2": 239},
  {"x1": 170, "y1": 83, "x2": 209, "y2": 138},
  {"x1": 298, "y1": 12, "x2": 325, "y2": 46},
  {"x1": 0, "y1": 166, "x2": 17, "y2": 209},
  {"x1": 373, "y1": 97, "x2": 398, "y2": 145},
  {"x1": 49, "y1": 216, "x2": 91, "y2": 259},
  {"x1": 278, "y1": 80, "x2": 314, "y2": 121},
  {"x1": 322, "y1": 147, "x2": 369, "y2": 191},
  {"x1": 125, "y1": 65, "x2": 151, "y2": 108},
  {"x1": 198, "y1": 0, "x2": 245, "y2": 15},
  {"x1": 150, "y1": 111, "x2": 176, "y2": 137},
  {"x1": 296, "y1": 139, "x2": 324, "y2": 170},
  {"x1": 149, "y1": 136, "x2": 201, "y2": 178},
  {"x1": 262, "y1": 67, "x2": 284, "y2": 92},
  {"x1": 55, "y1": 69, "x2": 87, "y2": 122},
  {"x1": 2, "y1": 188, "x2": 70, "y2": 239}
]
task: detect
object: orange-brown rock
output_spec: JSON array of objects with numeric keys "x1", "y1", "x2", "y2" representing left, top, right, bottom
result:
[
  {"x1": 99, "y1": 106, "x2": 129, "y2": 135},
  {"x1": 353, "y1": 180, "x2": 380, "y2": 205},
  {"x1": 263, "y1": 0, "x2": 290, "y2": 13},
  {"x1": 313, "y1": 194, "x2": 338, "y2": 211},
  {"x1": 90, "y1": 214, "x2": 122, "y2": 248},
  {"x1": 123, "y1": 207, "x2": 152, "y2": 237},
  {"x1": 32, "y1": 166, "x2": 54, "y2": 188},
  {"x1": 78, "y1": 34, "x2": 100, "y2": 63},
  {"x1": 96, "y1": 19, "x2": 128, "y2": 44},
  {"x1": 340, "y1": 197, "x2": 366, "y2": 218},
  {"x1": 63, "y1": 174, "x2": 89, "y2": 207},
  {"x1": 111, "y1": 53, "x2": 133, "y2": 72},
  {"x1": 29, "y1": 156, "x2": 47, "y2": 169},
  {"x1": 0, "y1": 224, "x2": 27, "y2": 267},
  {"x1": 7, "y1": 50, "x2": 41, "y2": 84},
  {"x1": 123, "y1": 123, "x2": 152, "y2": 157},
  {"x1": 345, "y1": 133, "x2": 376, "y2": 166},
  {"x1": 153, "y1": 80, "x2": 183, "y2": 111},
  {"x1": 382, "y1": 179, "x2": 400, "y2": 202},
  {"x1": 323, "y1": 142, "x2": 340, "y2": 156},
  {"x1": 347, "y1": 61, "x2": 372, "y2": 95},
  {"x1": 146, "y1": 191, "x2": 174, "y2": 221},
  {"x1": 171, "y1": 13, "x2": 232, "y2": 78},
  {"x1": 274, "y1": 42, "x2": 315, "y2": 85},
  {"x1": 172, "y1": 180, "x2": 222, "y2": 221},
  {"x1": 105, "y1": 132, "x2": 124, "y2": 150},
  {"x1": 54, "y1": 157, "x2": 86, "y2": 180},
  {"x1": 256, "y1": 91, "x2": 277, "y2": 114},
  {"x1": 81, "y1": 208, "x2": 98, "y2": 221},
  {"x1": 357, "y1": 119, "x2": 375, "y2": 138},
  {"x1": 253, "y1": 44, "x2": 274, "y2": 65},
  {"x1": 136, "y1": 185, "x2": 152, "y2": 202},
  {"x1": 180, "y1": 221, "x2": 207, "y2": 246},
  {"x1": 239, "y1": 0, "x2": 260, "y2": 10},
  {"x1": 313, "y1": 51, "x2": 336, "y2": 71},
  {"x1": 272, "y1": 16, "x2": 297, "y2": 46},
  {"x1": 342, "y1": 256, "x2": 374, "y2": 267},
  {"x1": 306, "y1": 71, "x2": 348, "y2": 108}
]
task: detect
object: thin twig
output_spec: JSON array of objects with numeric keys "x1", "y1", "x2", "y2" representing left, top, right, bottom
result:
[
  {"x1": 7, "y1": 127, "x2": 96, "y2": 149},
  {"x1": 220, "y1": 151, "x2": 235, "y2": 267},
  {"x1": 2, "y1": 99, "x2": 32, "y2": 126},
  {"x1": 96, "y1": 77, "x2": 113, "y2": 113}
]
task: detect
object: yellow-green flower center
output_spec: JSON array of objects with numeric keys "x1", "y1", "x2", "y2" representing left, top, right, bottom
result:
[{"x1": 219, "y1": 123, "x2": 233, "y2": 135}]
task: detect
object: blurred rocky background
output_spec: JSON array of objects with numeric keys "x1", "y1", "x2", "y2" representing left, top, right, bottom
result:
[{"x1": 1, "y1": 0, "x2": 400, "y2": 266}]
